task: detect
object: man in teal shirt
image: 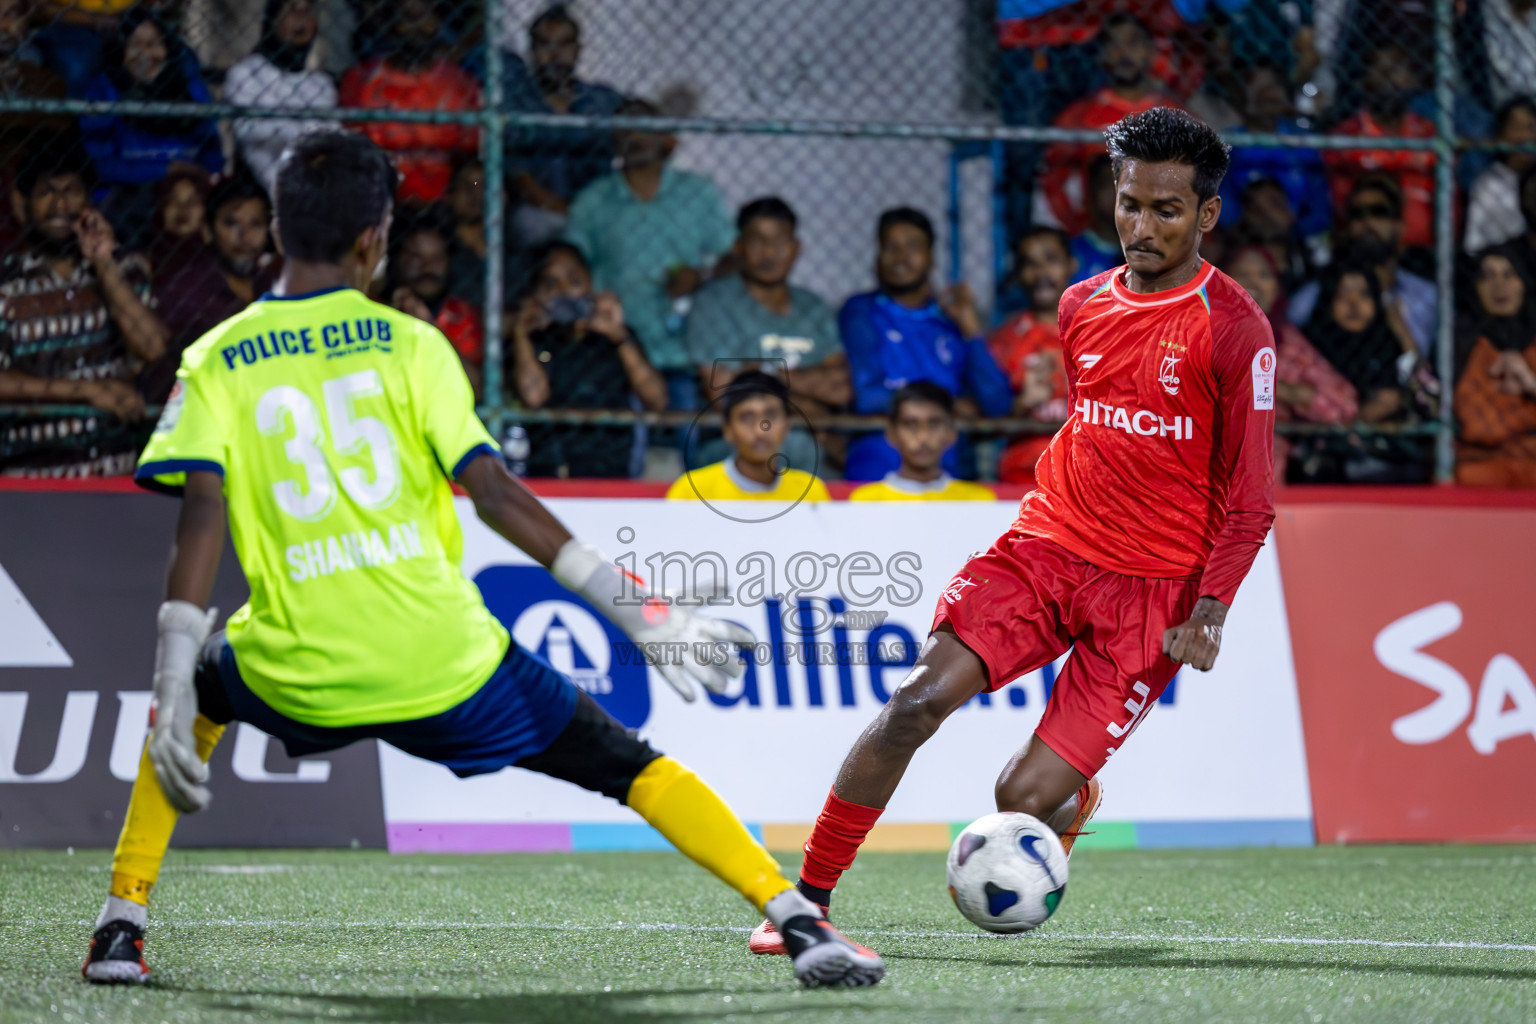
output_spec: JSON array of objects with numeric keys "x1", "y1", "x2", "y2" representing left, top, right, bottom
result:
[
  {"x1": 683, "y1": 197, "x2": 849, "y2": 472},
  {"x1": 686, "y1": 197, "x2": 848, "y2": 406},
  {"x1": 565, "y1": 98, "x2": 734, "y2": 407}
]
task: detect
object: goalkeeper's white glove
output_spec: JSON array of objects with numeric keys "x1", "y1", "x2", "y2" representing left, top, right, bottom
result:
[
  {"x1": 149, "y1": 600, "x2": 217, "y2": 813},
  {"x1": 551, "y1": 540, "x2": 754, "y2": 703}
]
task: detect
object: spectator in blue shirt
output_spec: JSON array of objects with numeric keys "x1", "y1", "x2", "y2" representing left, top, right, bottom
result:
[
  {"x1": 79, "y1": 9, "x2": 221, "y2": 250},
  {"x1": 501, "y1": 4, "x2": 626, "y2": 246},
  {"x1": 840, "y1": 207, "x2": 1012, "y2": 481},
  {"x1": 1219, "y1": 60, "x2": 1330, "y2": 240}
]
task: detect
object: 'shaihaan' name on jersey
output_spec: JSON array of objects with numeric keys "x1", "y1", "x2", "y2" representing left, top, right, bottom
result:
[
  {"x1": 219, "y1": 319, "x2": 395, "y2": 371},
  {"x1": 1074, "y1": 399, "x2": 1195, "y2": 440},
  {"x1": 286, "y1": 519, "x2": 425, "y2": 583}
]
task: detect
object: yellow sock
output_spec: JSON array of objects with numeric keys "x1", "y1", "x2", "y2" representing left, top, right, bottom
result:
[
  {"x1": 625, "y1": 756, "x2": 794, "y2": 913},
  {"x1": 109, "y1": 715, "x2": 226, "y2": 905}
]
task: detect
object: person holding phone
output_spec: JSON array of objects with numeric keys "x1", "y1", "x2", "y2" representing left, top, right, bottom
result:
[{"x1": 509, "y1": 241, "x2": 667, "y2": 477}]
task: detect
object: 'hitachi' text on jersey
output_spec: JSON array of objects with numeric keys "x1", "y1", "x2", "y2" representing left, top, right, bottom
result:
[{"x1": 1073, "y1": 398, "x2": 1195, "y2": 440}]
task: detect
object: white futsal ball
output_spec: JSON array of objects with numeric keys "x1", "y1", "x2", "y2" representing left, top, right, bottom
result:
[{"x1": 946, "y1": 812, "x2": 1068, "y2": 934}]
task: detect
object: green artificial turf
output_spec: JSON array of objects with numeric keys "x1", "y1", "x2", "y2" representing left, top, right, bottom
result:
[{"x1": 3, "y1": 845, "x2": 1535, "y2": 1023}]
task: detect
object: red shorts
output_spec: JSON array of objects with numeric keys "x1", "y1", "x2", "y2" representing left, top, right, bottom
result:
[{"x1": 930, "y1": 531, "x2": 1200, "y2": 778}]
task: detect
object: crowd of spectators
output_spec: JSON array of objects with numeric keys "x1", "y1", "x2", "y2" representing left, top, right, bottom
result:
[{"x1": 3, "y1": 0, "x2": 1536, "y2": 490}]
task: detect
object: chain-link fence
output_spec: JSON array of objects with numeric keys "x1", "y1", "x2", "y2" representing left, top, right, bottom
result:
[{"x1": 1, "y1": 0, "x2": 1533, "y2": 486}]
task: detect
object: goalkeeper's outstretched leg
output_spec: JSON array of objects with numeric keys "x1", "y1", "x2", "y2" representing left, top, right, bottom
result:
[
  {"x1": 510, "y1": 688, "x2": 885, "y2": 988},
  {"x1": 87, "y1": 634, "x2": 883, "y2": 989}
]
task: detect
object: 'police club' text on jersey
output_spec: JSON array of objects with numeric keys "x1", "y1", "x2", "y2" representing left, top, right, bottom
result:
[
  {"x1": 1012, "y1": 261, "x2": 1277, "y2": 605},
  {"x1": 136, "y1": 286, "x2": 509, "y2": 728}
]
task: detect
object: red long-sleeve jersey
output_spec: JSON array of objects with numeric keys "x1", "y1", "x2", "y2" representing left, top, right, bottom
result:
[{"x1": 1012, "y1": 262, "x2": 1276, "y2": 605}]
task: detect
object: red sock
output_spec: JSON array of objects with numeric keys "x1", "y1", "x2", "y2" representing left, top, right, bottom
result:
[{"x1": 798, "y1": 789, "x2": 884, "y2": 892}]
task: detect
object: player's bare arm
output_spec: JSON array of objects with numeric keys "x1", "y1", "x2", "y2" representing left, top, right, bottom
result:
[
  {"x1": 1161, "y1": 595, "x2": 1227, "y2": 672},
  {"x1": 165, "y1": 472, "x2": 227, "y2": 608},
  {"x1": 458, "y1": 450, "x2": 753, "y2": 703},
  {"x1": 146, "y1": 470, "x2": 227, "y2": 815},
  {"x1": 457, "y1": 451, "x2": 573, "y2": 567}
]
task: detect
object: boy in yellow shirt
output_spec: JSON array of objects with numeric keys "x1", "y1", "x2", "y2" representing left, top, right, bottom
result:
[
  {"x1": 848, "y1": 382, "x2": 995, "y2": 501},
  {"x1": 667, "y1": 371, "x2": 831, "y2": 502}
]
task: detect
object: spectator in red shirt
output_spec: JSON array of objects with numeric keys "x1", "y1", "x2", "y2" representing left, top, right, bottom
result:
[
  {"x1": 988, "y1": 226, "x2": 1075, "y2": 483},
  {"x1": 387, "y1": 208, "x2": 485, "y2": 393},
  {"x1": 1226, "y1": 244, "x2": 1358, "y2": 481},
  {"x1": 1324, "y1": 44, "x2": 1438, "y2": 250},
  {"x1": 1038, "y1": 14, "x2": 1181, "y2": 234},
  {"x1": 339, "y1": 0, "x2": 480, "y2": 205},
  {"x1": 1455, "y1": 249, "x2": 1536, "y2": 487}
]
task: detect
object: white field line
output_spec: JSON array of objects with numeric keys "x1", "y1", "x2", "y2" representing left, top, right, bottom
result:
[
  {"x1": 18, "y1": 918, "x2": 1536, "y2": 954},
  {"x1": 15, "y1": 854, "x2": 1536, "y2": 874}
]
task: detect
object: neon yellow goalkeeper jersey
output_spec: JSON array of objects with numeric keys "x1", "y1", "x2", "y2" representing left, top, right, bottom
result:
[{"x1": 137, "y1": 287, "x2": 510, "y2": 727}]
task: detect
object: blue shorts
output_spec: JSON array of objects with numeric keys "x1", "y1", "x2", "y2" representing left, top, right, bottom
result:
[{"x1": 203, "y1": 640, "x2": 580, "y2": 778}]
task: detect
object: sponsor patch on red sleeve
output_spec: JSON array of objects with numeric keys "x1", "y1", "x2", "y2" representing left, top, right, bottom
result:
[{"x1": 1251, "y1": 347, "x2": 1276, "y2": 411}]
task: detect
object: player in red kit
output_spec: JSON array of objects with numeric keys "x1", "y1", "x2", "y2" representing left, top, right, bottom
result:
[{"x1": 750, "y1": 107, "x2": 1275, "y2": 954}]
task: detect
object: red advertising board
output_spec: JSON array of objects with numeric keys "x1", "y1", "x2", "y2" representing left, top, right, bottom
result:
[{"x1": 1275, "y1": 503, "x2": 1536, "y2": 843}]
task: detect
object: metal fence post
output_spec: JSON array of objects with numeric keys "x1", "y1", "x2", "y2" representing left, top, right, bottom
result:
[
  {"x1": 1433, "y1": 0, "x2": 1456, "y2": 482},
  {"x1": 481, "y1": 0, "x2": 506, "y2": 439}
]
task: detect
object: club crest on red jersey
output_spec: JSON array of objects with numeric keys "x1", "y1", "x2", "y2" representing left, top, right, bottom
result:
[
  {"x1": 1157, "y1": 352, "x2": 1181, "y2": 396},
  {"x1": 1156, "y1": 339, "x2": 1188, "y2": 397},
  {"x1": 943, "y1": 575, "x2": 979, "y2": 604}
]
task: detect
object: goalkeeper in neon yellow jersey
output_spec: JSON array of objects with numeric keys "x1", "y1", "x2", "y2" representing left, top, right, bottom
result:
[{"x1": 82, "y1": 132, "x2": 882, "y2": 991}]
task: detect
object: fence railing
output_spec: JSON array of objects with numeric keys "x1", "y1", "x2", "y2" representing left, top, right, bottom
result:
[{"x1": 3, "y1": 0, "x2": 1524, "y2": 485}]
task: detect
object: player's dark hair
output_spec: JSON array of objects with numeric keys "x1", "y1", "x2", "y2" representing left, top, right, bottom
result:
[
  {"x1": 737, "y1": 196, "x2": 797, "y2": 234},
  {"x1": 720, "y1": 370, "x2": 790, "y2": 419},
  {"x1": 889, "y1": 380, "x2": 955, "y2": 422},
  {"x1": 1496, "y1": 95, "x2": 1536, "y2": 137},
  {"x1": 1101, "y1": 11, "x2": 1152, "y2": 42},
  {"x1": 530, "y1": 3, "x2": 578, "y2": 40},
  {"x1": 14, "y1": 131, "x2": 95, "y2": 197},
  {"x1": 878, "y1": 206, "x2": 934, "y2": 248},
  {"x1": 207, "y1": 171, "x2": 271, "y2": 221},
  {"x1": 1347, "y1": 172, "x2": 1403, "y2": 218},
  {"x1": 1017, "y1": 225, "x2": 1072, "y2": 259},
  {"x1": 1104, "y1": 107, "x2": 1231, "y2": 206},
  {"x1": 273, "y1": 131, "x2": 398, "y2": 263}
]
